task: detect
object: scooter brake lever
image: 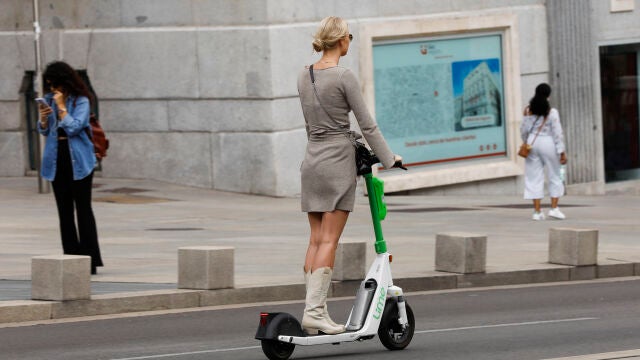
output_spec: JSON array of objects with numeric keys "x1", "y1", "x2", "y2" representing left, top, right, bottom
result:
[{"x1": 394, "y1": 161, "x2": 408, "y2": 171}]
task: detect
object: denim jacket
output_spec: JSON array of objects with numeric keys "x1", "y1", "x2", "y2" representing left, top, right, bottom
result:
[{"x1": 37, "y1": 94, "x2": 96, "y2": 181}]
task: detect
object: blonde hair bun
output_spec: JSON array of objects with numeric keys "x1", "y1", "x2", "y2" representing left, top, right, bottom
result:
[
  {"x1": 312, "y1": 16, "x2": 349, "y2": 52},
  {"x1": 312, "y1": 39, "x2": 325, "y2": 53}
]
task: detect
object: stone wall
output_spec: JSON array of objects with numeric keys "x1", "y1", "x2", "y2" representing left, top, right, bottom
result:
[
  {"x1": 544, "y1": 0, "x2": 640, "y2": 195},
  {"x1": 547, "y1": 0, "x2": 601, "y2": 192},
  {"x1": 1, "y1": 0, "x2": 553, "y2": 196}
]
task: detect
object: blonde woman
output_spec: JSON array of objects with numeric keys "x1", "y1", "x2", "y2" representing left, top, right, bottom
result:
[{"x1": 297, "y1": 16, "x2": 401, "y2": 335}]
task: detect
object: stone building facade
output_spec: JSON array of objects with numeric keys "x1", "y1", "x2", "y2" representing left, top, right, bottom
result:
[{"x1": 1, "y1": 0, "x2": 639, "y2": 196}]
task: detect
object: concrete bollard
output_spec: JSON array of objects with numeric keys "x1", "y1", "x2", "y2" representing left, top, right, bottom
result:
[
  {"x1": 332, "y1": 241, "x2": 366, "y2": 281},
  {"x1": 31, "y1": 255, "x2": 91, "y2": 301},
  {"x1": 549, "y1": 228, "x2": 598, "y2": 266},
  {"x1": 435, "y1": 232, "x2": 487, "y2": 274},
  {"x1": 178, "y1": 246, "x2": 234, "y2": 290}
]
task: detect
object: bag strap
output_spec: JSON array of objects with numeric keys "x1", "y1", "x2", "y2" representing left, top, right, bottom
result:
[
  {"x1": 523, "y1": 117, "x2": 538, "y2": 144},
  {"x1": 529, "y1": 115, "x2": 548, "y2": 146},
  {"x1": 308, "y1": 65, "x2": 357, "y2": 146},
  {"x1": 309, "y1": 65, "x2": 333, "y2": 121}
]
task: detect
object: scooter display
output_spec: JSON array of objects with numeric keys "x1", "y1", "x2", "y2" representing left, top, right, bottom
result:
[{"x1": 255, "y1": 159, "x2": 414, "y2": 360}]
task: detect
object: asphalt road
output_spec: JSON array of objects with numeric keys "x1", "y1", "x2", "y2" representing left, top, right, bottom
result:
[{"x1": 2, "y1": 278, "x2": 640, "y2": 360}]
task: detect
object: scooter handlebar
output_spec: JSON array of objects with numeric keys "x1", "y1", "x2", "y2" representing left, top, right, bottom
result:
[{"x1": 393, "y1": 160, "x2": 408, "y2": 171}]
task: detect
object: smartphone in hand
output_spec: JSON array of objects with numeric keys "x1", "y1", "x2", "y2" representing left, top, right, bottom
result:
[{"x1": 35, "y1": 97, "x2": 52, "y2": 110}]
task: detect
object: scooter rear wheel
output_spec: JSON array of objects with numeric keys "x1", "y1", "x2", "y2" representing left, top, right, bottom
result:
[
  {"x1": 378, "y1": 299, "x2": 415, "y2": 350},
  {"x1": 261, "y1": 340, "x2": 295, "y2": 360}
]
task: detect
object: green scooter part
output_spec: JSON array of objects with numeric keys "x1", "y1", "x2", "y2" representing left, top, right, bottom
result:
[
  {"x1": 364, "y1": 173, "x2": 387, "y2": 254},
  {"x1": 372, "y1": 176, "x2": 387, "y2": 221}
]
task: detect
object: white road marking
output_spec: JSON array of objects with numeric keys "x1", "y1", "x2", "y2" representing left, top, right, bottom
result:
[
  {"x1": 110, "y1": 345, "x2": 261, "y2": 360},
  {"x1": 110, "y1": 317, "x2": 598, "y2": 359},
  {"x1": 415, "y1": 317, "x2": 599, "y2": 334},
  {"x1": 541, "y1": 348, "x2": 640, "y2": 359}
]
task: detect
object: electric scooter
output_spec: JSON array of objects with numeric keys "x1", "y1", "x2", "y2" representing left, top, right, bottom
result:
[{"x1": 255, "y1": 158, "x2": 414, "y2": 360}]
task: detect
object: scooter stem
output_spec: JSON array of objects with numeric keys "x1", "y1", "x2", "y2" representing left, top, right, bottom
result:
[{"x1": 363, "y1": 173, "x2": 387, "y2": 254}]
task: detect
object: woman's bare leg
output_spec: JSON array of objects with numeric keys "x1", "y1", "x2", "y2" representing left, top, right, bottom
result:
[
  {"x1": 311, "y1": 210, "x2": 349, "y2": 271},
  {"x1": 304, "y1": 212, "x2": 323, "y2": 273},
  {"x1": 533, "y1": 199, "x2": 542, "y2": 212},
  {"x1": 551, "y1": 197, "x2": 559, "y2": 209}
]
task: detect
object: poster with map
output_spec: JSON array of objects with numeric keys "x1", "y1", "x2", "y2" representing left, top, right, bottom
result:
[{"x1": 373, "y1": 34, "x2": 507, "y2": 167}]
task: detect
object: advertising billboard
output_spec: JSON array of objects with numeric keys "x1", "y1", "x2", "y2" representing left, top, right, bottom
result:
[{"x1": 373, "y1": 34, "x2": 507, "y2": 168}]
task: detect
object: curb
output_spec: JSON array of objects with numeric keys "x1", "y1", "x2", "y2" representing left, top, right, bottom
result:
[{"x1": 2, "y1": 262, "x2": 639, "y2": 324}]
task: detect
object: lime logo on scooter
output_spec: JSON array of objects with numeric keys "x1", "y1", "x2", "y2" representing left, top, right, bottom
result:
[{"x1": 372, "y1": 287, "x2": 386, "y2": 319}]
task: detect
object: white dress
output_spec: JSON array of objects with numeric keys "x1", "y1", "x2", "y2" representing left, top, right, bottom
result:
[{"x1": 520, "y1": 108, "x2": 566, "y2": 199}]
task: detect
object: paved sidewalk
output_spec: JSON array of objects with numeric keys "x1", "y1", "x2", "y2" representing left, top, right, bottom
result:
[{"x1": 1, "y1": 176, "x2": 639, "y2": 319}]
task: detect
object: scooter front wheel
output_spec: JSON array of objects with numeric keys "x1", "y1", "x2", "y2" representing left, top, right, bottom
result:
[
  {"x1": 261, "y1": 340, "x2": 295, "y2": 360},
  {"x1": 378, "y1": 298, "x2": 415, "y2": 350}
]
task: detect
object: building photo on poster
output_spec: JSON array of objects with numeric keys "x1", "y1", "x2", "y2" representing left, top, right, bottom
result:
[{"x1": 373, "y1": 34, "x2": 508, "y2": 168}]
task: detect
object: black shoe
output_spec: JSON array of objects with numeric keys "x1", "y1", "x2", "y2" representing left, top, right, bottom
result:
[{"x1": 91, "y1": 265, "x2": 97, "y2": 275}]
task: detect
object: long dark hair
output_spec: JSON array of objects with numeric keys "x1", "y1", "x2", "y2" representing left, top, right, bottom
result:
[
  {"x1": 528, "y1": 83, "x2": 551, "y2": 116},
  {"x1": 43, "y1": 61, "x2": 93, "y2": 104}
]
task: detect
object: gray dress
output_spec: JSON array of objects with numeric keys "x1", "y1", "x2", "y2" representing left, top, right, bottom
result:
[{"x1": 297, "y1": 66, "x2": 395, "y2": 212}]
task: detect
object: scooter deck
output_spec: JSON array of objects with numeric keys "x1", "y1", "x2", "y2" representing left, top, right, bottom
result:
[{"x1": 278, "y1": 329, "x2": 377, "y2": 346}]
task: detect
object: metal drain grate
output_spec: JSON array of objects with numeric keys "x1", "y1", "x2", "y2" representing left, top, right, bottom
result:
[
  {"x1": 481, "y1": 204, "x2": 589, "y2": 209},
  {"x1": 99, "y1": 187, "x2": 149, "y2": 194},
  {"x1": 388, "y1": 207, "x2": 482, "y2": 213},
  {"x1": 94, "y1": 194, "x2": 173, "y2": 204},
  {"x1": 146, "y1": 227, "x2": 204, "y2": 231}
]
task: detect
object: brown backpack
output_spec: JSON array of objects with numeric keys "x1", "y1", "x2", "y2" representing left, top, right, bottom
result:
[{"x1": 85, "y1": 113, "x2": 109, "y2": 160}]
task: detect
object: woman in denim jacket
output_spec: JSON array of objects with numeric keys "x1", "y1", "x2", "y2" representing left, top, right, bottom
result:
[{"x1": 38, "y1": 61, "x2": 103, "y2": 275}]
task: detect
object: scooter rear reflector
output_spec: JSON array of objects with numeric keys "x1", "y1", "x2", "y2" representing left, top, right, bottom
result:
[{"x1": 260, "y1": 312, "x2": 269, "y2": 327}]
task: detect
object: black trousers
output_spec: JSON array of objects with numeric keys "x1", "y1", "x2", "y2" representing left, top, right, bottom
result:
[{"x1": 51, "y1": 140, "x2": 103, "y2": 269}]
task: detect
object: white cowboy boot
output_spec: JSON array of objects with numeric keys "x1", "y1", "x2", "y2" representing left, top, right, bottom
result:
[
  {"x1": 302, "y1": 267, "x2": 345, "y2": 335},
  {"x1": 304, "y1": 268, "x2": 342, "y2": 329}
]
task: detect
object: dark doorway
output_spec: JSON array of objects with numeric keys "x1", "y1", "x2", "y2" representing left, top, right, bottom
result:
[
  {"x1": 20, "y1": 71, "x2": 37, "y2": 171},
  {"x1": 600, "y1": 43, "x2": 640, "y2": 182}
]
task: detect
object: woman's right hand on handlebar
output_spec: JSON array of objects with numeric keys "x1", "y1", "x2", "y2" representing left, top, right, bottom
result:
[{"x1": 393, "y1": 154, "x2": 408, "y2": 170}]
